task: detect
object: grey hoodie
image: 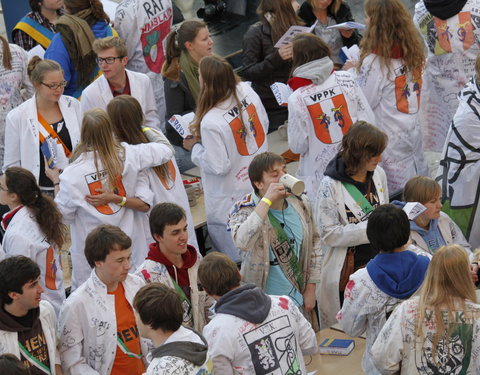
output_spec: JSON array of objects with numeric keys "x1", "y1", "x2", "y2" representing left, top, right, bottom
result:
[{"x1": 292, "y1": 57, "x2": 334, "y2": 86}]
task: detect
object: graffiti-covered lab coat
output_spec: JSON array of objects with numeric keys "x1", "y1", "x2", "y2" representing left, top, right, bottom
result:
[
  {"x1": 288, "y1": 70, "x2": 375, "y2": 201},
  {"x1": 58, "y1": 271, "x2": 148, "y2": 375},
  {"x1": 114, "y1": 0, "x2": 173, "y2": 130},
  {"x1": 315, "y1": 167, "x2": 389, "y2": 329},
  {"x1": 1, "y1": 206, "x2": 65, "y2": 316},
  {"x1": 355, "y1": 54, "x2": 428, "y2": 192},
  {"x1": 191, "y1": 82, "x2": 269, "y2": 262},
  {"x1": 55, "y1": 141, "x2": 173, "y2": 290},
  {"x1": 437, "y1": 77, "x2": 480, "y2": 248},
  {"x1": 371, "y1": 297, "x2": 480, "y2": 374},
  {"x1": 414, "y1": 0, "x2": 480, "y2": 152},
  {"x1": 80, "y1": 69, "x2": 161, "y2": 130}
]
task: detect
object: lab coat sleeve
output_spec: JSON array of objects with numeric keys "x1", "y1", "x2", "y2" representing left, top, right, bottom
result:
[
  {"x1": 287, "y1": 92, "x2": 309, "y2": 155},
  {"x1": 143, "y1": 78, "x2": 162, "y2": 130},
  {"x1": 288, "y1": 297, "x2": 318, "y2": 355},
  {"x1": 58, "y1": 301, "x2": 100, "y2": 375},
  {"x1": 79, "y1": 86, "x2": 97, "y2": 114},
  {"x1": 128, "y1": 142, "x2": 174, "y2": 170},
  {"x1": 354, "y1": 81, "x2": 376, "y2": 125},
  {"x1": 134, "y1": 169, "x2": 154, "y2": 207},
  {"x1": 45, "y1": 35, "x2": 73, "y2": 88},
  {"x1": 315, "y1": 177, "x2": 369, "y2": 247},
  {"x1": 142, "y1": 126, "x2": 174, "y2": 153},
  {"x1": 229, "y1": 205, "x2": 265, "y2": 252},
  {"x1": 54, "y1": 172, "x2": 78, "y2": 224},
  {"x1": 191, "y1": 127, "x2": 231, "y2": 175},
  {"x1": 371, "y1": 303, "x2": 405, "y2": 375},
  {"x1": 337, "y1": 272, "x2": 369, "y2": 337},
  {"x1": 448, "y1": 214, "x2": 473, "y2": 256},
  {"x1": 114, "y1": 5, "x2": 135, "y2": 58},
  {"x1": 3, "y1": 233, "x2": 35, "y2": 259},
  {"x1": 3, "y1": 110, "x2": 22, "y2": 171}
]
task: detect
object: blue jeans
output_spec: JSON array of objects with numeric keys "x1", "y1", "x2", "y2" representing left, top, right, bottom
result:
[{"x1": 173, "y1": 145, "x2": 196, "y2": 173}]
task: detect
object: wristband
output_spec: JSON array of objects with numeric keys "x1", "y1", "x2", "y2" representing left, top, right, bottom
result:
[
  {"x1": 119, "y1": 196, "x2": 127, "y2": 207},
  {"x1": 261, "y1": 197, "x2": 272, "y2": 207}
]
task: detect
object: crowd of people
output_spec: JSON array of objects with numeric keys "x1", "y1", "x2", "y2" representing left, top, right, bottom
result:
[{"x1": 1, "y1": 0, "x2": 480, "y2": 374}]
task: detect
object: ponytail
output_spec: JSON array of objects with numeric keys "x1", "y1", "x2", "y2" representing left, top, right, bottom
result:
[
  {"x1": 5, "y1": 168, "x2": 66, "y2": 249},
  {"x1": 0, "y1": 36, "x2": 12, "y2": 70},
  {"x1": 63, "y1": 0, "x2": 110, "y2": 23},
  {"x1": 89, "y1": 0, "x2": 110, "y2": 23},
  {"x1": 162, "y1": 30, "x2": 182, "y2": 81}
]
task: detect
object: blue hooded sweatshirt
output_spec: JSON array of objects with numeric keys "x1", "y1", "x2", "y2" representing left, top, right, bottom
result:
[{"x1": 366, "y1": 251, "x2": 430, "y2": 299}]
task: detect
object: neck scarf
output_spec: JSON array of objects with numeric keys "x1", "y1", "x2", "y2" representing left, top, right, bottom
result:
[
  {"x1": 56, "y1": 9, "x2": 97, "y2": 88},
  {"x1": 179, "y1": 50, "x2": 200, "y2": 103}
]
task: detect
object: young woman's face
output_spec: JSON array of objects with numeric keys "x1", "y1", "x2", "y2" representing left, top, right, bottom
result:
[
  {"x1": 421, "y1": 193, "x2": 442, "y2": 221},
  {"x1": 311, "y1": 0, "x2": 332, "y2": 11},
  {"x1": 186, "y1": 27, "x2": 213, "y2": 63},
  {"x1": 35, "y1": 70, "x2": 65, "y2": 103}
]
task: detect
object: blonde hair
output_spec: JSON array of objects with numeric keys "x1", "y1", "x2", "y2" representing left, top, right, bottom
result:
[
  {"x1": 27, "y1": 57, "x2": 63, "y2": 84},
  {"x1": 70, "y1": 109, "x2": 123, "y2": 190},
  {"x1": 92, "y1": 36, "x2": 128, "y2": 57},
  {"x1": 358, "y1": 0, "x2": 425, "y2": 77},
  {"x1": 403, "y1": 176, "x2": 441, "y2": 204},
  {"x1": 416, "y1": 245, "x2": 477, "y2": 361},
  {"x1": 189, "y1": 56, "x2": 243, "y2": 137},
  {"x1": 107, "y1": 95, "x2": 171, "y2": 184}
]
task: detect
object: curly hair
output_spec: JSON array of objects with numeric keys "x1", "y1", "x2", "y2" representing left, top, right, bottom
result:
[{"x1": 358, "y1": 0, "x2": 425, "y2": 76}]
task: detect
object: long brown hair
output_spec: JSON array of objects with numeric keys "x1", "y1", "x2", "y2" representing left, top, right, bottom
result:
[
  {"x1": 0, "y1": 36, "x2": 12, "y2": 70},
  {"x1": 290, "y1": 33, "x2": 331, "y2": 74},
  {"x1": 70, "y1": 108, "x2": 123, "y2": 190},
  {"x1": 5, "y1": 167, "x2": 66, "y2": 249},
  {"x1": 258, "y1": 0, "x2": 304, "y2": 43},
  {"x1": 415, "y1": 245, "x2": 478, "y2": 362},
  {"x1": 403, "y1": 176, "x2": 441, "y2": 205},
  {"x1": 190, "y1": 56, "x2": 242, "y2": 137},
  {"x1": 63, "y1": 0, "x2": 109, "y2": 22},
  {"x1": 106, "y1": 95, "x2": 171, "y2": 183},
  {"x1": 162, "y1": 20, "x2": 207, "y2": 81},
  {"x1": 358, "y1": 0, "x2": 425, "y2": 76},
  {"x1": 27, "y1": 57, "x2": 63, "y2": 85}
]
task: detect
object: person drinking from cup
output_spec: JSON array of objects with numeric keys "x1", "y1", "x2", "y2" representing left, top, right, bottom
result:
[{"x1": 228, "y1": 151, "x2": 322, "y2": 329}]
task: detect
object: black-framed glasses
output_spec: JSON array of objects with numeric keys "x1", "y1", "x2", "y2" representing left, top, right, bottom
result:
[
  {"x1": 40, "y1": 80, "x2": 68, "y2": 90},
  {"x1": 96, "y1": 56, "x2": 125, "y2": 65}
]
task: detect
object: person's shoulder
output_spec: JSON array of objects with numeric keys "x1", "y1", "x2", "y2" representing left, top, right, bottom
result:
[
  {"x1": 126, "y1": 69, "x2": 149, "y2": 81},
  {"x1": 245, "y1": 21, "x2": 265, "y2": 38},
  {"x1": 39, "y1": 300, "x2": 56, "y2": 319},
  {"x1": 7, "y1": 97, "x2": 33, "y2": 120}
]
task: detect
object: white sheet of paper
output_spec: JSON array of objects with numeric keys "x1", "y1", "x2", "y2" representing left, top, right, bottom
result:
[
  {"x1": 327, "y1": 22, "x2": 366, "y2": 30},
  {"x1": 308, "y1": 371, "x2": 318, "y2": 375},
  {"x1": 28, "y1": 45, "x2": 45, "y2": 60},
  {"x1": 403, "y1": 202, "x2": 427, "y2": 220},
  {"x1": 168, "y1": 112, "x2": 194, "y2": 139},
  {"x1": 274, "y1": 21, "x2": 318, "y2": 48},
  {"x1": 270, "y1": 82, "x2": 293, "y2": 106},
  {"x1": 342, "y1": 44, "x2": 360, "y2": 61}
]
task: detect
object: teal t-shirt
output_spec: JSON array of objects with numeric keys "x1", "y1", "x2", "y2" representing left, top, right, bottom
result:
[{"x1": 264, "y1": 201, "x2": 304, "y2": 307}]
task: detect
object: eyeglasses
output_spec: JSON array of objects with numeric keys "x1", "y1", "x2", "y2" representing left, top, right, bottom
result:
[
  {"x1": 40, "y1": 81, "x2": 68, "y2": 90},
  {"x1": 96, "y1": 56, "x2": 125, "y2": 65}
]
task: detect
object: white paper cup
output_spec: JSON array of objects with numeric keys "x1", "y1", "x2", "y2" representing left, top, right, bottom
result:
[{"x1": 279, "y1": 174, "x2": 305, "y2": 196}]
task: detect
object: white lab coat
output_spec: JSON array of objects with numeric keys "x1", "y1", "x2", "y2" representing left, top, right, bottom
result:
[
  {"x1": 114, "y1": 0, "x2": 173, "y2": 130},
  {"x1": 288, "y1": 70, "x2": 375, "y2": 201},
  {"x1": 203, "y1": 294, "x2": 318, "y2": 375},
  {"x1": 0, "y1": 300, "x2": 60, "y2": 374},
  {"x1": 4, "y1": 95, "x2": 81, "y2": 182},
  {"x1": 437, "y1": 76, "x2": 480, "y2": 248},
  {"x1": 80, "y1": 69, "x2": 161, "y2": 130},
  {"x1": 414, "y1": 0, "x2": 480, "y2": 152},
  {"x1": 191, "y1": 82, "x2": 269, "y2": 261},
  {"x1": 55, "y1": 141, "x2": 173, "y2": 290},
  {"x1": 371, "y1": 297, "x2": 480, "y2": 375},
  {"x1": 354, "y1": 54, "x2": 428, "y2": 192},
  {"x1": 58, "y1": 270, "x2": 149, "y2": 375},
  {"x1": 0, "y1": 206, "x2": 65, "y2": 316},
  {"x1": 315, "y1": 166, "x2": 389, "y2": 329},
  {"x1": 0, "y1": 43, "x2": 34, "y2": 168},
  {"x1": 142, "y1": 126, "x2": 198, "y2": 249}
]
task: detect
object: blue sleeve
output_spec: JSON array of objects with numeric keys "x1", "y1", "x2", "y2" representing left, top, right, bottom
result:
[{"x1": 45, "y1": 34, "x2": 74, "y2": 88}]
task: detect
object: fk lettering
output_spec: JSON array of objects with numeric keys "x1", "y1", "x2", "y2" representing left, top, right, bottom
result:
[
  {"x1": 309, "y1": 88, "x2": 337, "y2": 102},
  {"x1": 143, "y1": 0, "x2": 164, "y2": 19},
  {"x1": 117, "y1": 326, "x2": 139, "y2": 343}
]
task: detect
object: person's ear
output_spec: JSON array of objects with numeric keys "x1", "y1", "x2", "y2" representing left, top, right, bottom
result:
[
  {"x1": 185, "y1": 41, "x2": 193, "y2": 52},
  {"x1": 7, "y1": 291, "x2": 19, "y2": 301},
  {"x1": 253, "y1": 180, "x2": 263, "y2": 192},
  {"x1": 153, "y1": 233, "x2": 163, "y2": 243}
]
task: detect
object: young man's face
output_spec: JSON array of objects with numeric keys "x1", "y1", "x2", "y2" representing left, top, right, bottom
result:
[
  {"x1": 254, "y1": 162, "x2": 287, "y2": 196},
  {"x1": 95, "y1": 246, "x2": 132, "y2": 285},
  {"x1": 154, "y1": 217, "x2": 189, "y2": 257},
  {"x1": 96, "y1": 47, "x2": 128, "y2": 82},
  {"x1": 8, "y1": 276, "x2": 44, "y2": 311}
]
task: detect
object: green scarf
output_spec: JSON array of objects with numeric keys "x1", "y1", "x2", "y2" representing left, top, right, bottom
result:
[
  {"x1": 56, "y1": 9, "x2": 97, "y2": 88},
  {"x1": 179, "y1": 50, "x2": 200, "y2": 103}
]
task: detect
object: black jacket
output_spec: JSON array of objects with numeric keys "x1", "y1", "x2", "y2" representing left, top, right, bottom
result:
[
  {"x1": 240, "y1": 21, "x2": 290, "y2": 118},
  {"x1": 163, "y1": 71, "x2": 196, "y2": 147},
  {"x1": 298, "y1": 2, "x2": 361, "y2": 47}
]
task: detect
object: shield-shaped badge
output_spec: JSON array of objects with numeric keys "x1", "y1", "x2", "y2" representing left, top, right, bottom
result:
[
  {"x1": 141, "y1": 8, "x2": 172, "y2": 73},
  {"x1": 85, "y1": 172, "x2": 127, "y2": 215}
]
